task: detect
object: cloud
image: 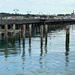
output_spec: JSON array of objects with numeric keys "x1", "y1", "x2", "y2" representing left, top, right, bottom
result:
[{"x1": 0, "y1": 0, "x2": 75, "y2": 14}]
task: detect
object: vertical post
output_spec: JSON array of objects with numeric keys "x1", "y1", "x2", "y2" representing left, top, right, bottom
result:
[
  {"x1": 36, "y1": 24, "x2": 37, "y2": 34},
  {"x1": 13, "y1": 24, "x2": 15, "y2": 30},
  {"x1": 40, "y1": 25, "x2": 43, "y2": 46},
  {"x1": 2, "y1": 25, "x2": 4, "y2": 40},
  {"x1": 39, "y1": 25, "x2": 40, "y2": 34},
  {"x1": 0, "y1": 26, "x2": 1, "y2": 29},
  {"x1": 11, "y1": 24, "x2": 16, "y2": 43},
  {"x1": 65, "y1": 25, "x2": 70, "y2": 66},
  {"x1": 19, "y1": 27, "x2": 21, "y2": 43},
  {"x1": 29, "y1": 24, "x2": 31, "y2": 45},
  {"x1": 23, "y1": 25, "x2": 25, "y2": 45},
  {"x1": 66, "y1": 25, "x2": 70, "y2": 45},
  {"x1": 45, "y1": 24, "x2": 47, "y2": 45},
  {"x1": 5, "y1": 24, "x2": 8, "y2": 43}
]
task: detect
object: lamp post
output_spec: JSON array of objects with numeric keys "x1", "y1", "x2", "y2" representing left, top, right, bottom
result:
[
  {"x1": 27, "y1": 11, "x2": 31, "y2": 14},
  {"x1": 13, "y1": 9, "x2": 19, "y2": 14}
]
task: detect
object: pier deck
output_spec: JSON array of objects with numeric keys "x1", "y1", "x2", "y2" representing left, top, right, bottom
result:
[{"x1": 0, "y1": 19, "x2": 75, "y2": 25}]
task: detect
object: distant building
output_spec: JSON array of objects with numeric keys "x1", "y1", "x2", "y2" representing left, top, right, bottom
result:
[{"x1": 71, "y1": 10, "x2": 75, "y2": 18}]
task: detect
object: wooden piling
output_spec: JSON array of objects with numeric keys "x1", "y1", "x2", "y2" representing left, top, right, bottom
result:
[
  {"x1": 40, "y1": 25, "x2": 43, "y2": 46},
  {"x1": 36, "y1": 24, "x2": 37, "y2": 34},
  {"x1": 0, "y1": 26, "x2": 1, "y2": 29},
  {"x1": 19, "y1": 27, "x2": 21, "y2": 42},
  {"x1": 11, "y1": 24, "x2": 16, "y2": 43},
  {"x1": 23, "y1": 25, "x2": 25, "y2": 45},
  {"x1": 5, "y1": 24, "x2": 8, "y2": 43},
  {"x1": 45, "y1": 24, "x2": 47, "y2": 45},
  {"x1": 66, "y1": 25, "x2": 70, "y2": 45},
  {"x1": 29, "y1": 24, "x2": 31, "y2": 45},
  {"x1": 13, "y1": 24, "x2": 16, "y2": 30}
]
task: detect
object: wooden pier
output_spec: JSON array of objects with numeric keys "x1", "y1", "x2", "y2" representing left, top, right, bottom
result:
[
  {"x1": 0, "y1": 19, "x2": 73, "y2": 46},
  {"x1": 0, "y1": 19, "x2": 75, "y2": 25}
]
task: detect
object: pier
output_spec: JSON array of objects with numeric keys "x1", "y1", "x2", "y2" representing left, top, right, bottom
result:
[
  {"x1": 0, "y1": 19, "x2": 75, "y2": 25},
  {"x1": 0, "y1": 18, "x2": 75, "y2": 75},
  {"x1": 0, "y1": 19, "x2": 74, "y2": 46}
]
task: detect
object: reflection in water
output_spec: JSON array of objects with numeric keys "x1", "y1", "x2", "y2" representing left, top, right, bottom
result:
[
  {"x1": 23, "y1": 42, "x2": 25, "y2": 49},
  {"x1": 22, "y1": 46, "x2": 25, "y2": 71},
  {"x1": 22, "y1": 45, "x2": 25, "y2": 58},
  {"x1": 45, "y1": 38, "x2": 47, "y2": 46},
  {"x1": 0, "y1": 24, "x2": 75, "y2": 75},
  {"x1": 29, "y1": 44, "x2": 31, "y2": 57},
  {"x1": 19, "y1": 41, "x2": 21, "y2": 49},
  {"x1": 65, "y1": 44, "x2": 69, "y2": 62},
  {"x1": 4, "y1": 44, "x2": 8, "y2": 58},
  {"x1": 65, "y1": 44, "x2": 69, "y2": 70},
  {"x1": 45, "y1": 45, "x2": 47, "y2": 56},
  {"x1": 11, "y1": 42, "x2": 15, "y2": 48},
  {"x1": 65, "y1": 25, "x2": 70, "y2": 70},
  {"x1": 0, "y1": 39, "x2": 21, "y2": 58},
  {"x1": 40, "y1": 46, "x2": 43, "y2": 59},
  {"x1": 39, "y1": 44, "x2": 47, "y2": 68},
  {"x1": 39, "y1": 46, "x2": 43, "y2": 68},
  {"x1": 19, "y1": 38, "x2": 21, "y2": 47}
]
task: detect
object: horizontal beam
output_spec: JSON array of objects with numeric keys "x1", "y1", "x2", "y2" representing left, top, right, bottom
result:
[{"x1": 0, "y1": 19, "x2": 75, "y2": 25}]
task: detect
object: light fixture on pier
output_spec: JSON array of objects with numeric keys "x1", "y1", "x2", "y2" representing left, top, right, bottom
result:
[{"x1": 13, "y1": 9, "x2": 19, "y2": 14}]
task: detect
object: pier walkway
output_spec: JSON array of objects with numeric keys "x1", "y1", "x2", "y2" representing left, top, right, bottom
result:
[{"x1": 0, "y1": 19, "x2": 75, "y2": 25}]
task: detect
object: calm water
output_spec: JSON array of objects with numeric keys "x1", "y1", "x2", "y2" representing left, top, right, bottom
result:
[{"x1": 0, "y1": 24, "x2": 75, "y2": 75}]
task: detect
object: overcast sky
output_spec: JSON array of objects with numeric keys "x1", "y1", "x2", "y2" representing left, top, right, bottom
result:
[{"x1": 0, "y1": 0, "x2": 75, "y2": 14}]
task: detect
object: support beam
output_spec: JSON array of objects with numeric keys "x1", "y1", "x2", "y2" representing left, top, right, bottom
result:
[
  {"x1": 19, "y1": 27, "x2": 21, "y2": 43},
  {"x1": 29, "y1": 24, "x2": 31, "y2": 45},
  {"x1": 13, "y1": 24, "x2": 16, "y2": 30},
  {"x1": 5, "y1": 24, "x2": 8, "y2": 43},
  {"x1": 23, "y1": 25, "x2": 25, "y2": 45},
  {"x1": 40, "y1": 25, "x2": 43, "y2": 46},
  {"x1": 45, "y1": 24, "x2": 48, "y2": 45},
  {"x1": 11, "y1": 24, "x2": 16, "y2": 43},
  {"x1": 66, "y1": 25, "x2": 70, "y2": 45}
]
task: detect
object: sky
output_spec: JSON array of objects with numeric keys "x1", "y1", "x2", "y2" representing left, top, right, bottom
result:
[{"x1": 0, "y1": 0, "x2": 75, "y2": 15}]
